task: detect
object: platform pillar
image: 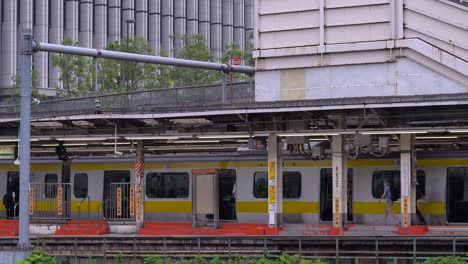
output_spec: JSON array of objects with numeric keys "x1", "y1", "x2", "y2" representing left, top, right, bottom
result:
[
  {"x1": 400, "y1": 134, "x2": 415, "y2": 228},
  {"x1": 267, "y1": 134, "x2": 283, "y2": 227},
  {"x1": 332, "y1": 135, "x2": 348, "y2": 228},
  {"x1": 136, "y1": 140, "x2": 145, "y2": 229}
]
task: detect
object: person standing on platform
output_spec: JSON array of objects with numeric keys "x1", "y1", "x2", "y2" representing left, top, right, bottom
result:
[{"x1": 380, "y1": 179, "x2": 399, "y2": 224}]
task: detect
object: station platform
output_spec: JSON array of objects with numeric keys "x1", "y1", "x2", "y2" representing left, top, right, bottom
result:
[{"x1": 2, "y1": 220, "x2": 468, "y2": 237}]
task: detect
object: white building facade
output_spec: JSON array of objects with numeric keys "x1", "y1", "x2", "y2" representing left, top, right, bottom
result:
[
  {"x1": 0, "y1": 0, "x2": 254, "y2": 97},
  {"x1": 253, "y1": 0, "x2": 468, "y2": 102}
]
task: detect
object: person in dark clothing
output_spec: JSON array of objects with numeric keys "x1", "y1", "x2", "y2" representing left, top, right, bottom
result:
[
  {"x1": 416, "y1": 182, "x2": 427, "y2": 225},
  {"x1": 3, "y1": 192, "x2": 15, "y2": 218}
]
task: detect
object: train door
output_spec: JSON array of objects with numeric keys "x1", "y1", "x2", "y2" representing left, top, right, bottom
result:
[
  {"x1": 103, "y1": 170, "x2": 130, "y2": 220},
  {"x1": 446, "y1": 167, "x2": 468, "y2": 223},
  {"x1": 5, "y1": 172, "x2": 19, "y2": 218},
  {"x1": 218, "y1": 169, "x2": 236, "y2": 221},
  {"x1": 319, "y1": 168, "x2": 353, "y2": 222}
]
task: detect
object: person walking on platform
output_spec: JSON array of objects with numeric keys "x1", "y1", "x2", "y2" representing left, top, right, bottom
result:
[{"x1": 379, "y1": 179, "x2": 399, "y2": 225}]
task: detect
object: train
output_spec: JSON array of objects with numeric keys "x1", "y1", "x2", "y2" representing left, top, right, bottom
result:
[{"x1": 1, "y1": 154, "x2": 467, "y2": 226}]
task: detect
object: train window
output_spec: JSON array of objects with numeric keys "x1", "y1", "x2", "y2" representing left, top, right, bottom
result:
[
  {"x1": 371, "y1": 170, "x2": 425, "y2": 199},
  {"x1": 146, "y1": 172, "x2": 189, "y2": 198},
  {"x1": 7, "y1": 171, "x2": 19, "y2": 196},
  {"x1": 253, "y1": 171, "x2": 302, "y2": 198},
  {"x1": 73, "y1": 173, "x2": 88, "y2": 198},
  {"x1": 44, "y1": 174, "x2": 58, "y2": 198}
]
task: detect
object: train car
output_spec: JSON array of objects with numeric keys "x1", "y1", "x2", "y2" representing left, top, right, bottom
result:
[{"x1": 1, "y1": 155, "x2": 467, "y2": 226}]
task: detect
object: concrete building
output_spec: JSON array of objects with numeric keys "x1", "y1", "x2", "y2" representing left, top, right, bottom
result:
[
  {"x1": 254, "y1": 0, "x2": 468, "y2": 102},
  {"x1": 0, "y1": 0, "x2": 254, "y2": 97}
]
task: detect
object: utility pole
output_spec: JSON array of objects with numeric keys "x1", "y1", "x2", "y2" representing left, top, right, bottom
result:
[{"x1": 18, "y1": 30, "x2": 32, "y2": 251}]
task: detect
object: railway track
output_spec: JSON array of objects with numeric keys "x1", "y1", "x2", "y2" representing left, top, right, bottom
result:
[{"x1": 1, "y1": 236, "x2": 467, "y2": 263}]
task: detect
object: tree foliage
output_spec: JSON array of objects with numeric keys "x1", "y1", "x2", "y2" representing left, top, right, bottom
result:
[
  {"x1": 170, "y1": 34, "x2": 219, "y2": 87},
  {"x1": 98, "y1": 37, "x2": 172, "y2": 94},
  {"x1": 7, "y1": 70, "x2": 46, "y2": 105},
  {"x1": 51, "y1": 37, "x2": 94, "y2": 97}
]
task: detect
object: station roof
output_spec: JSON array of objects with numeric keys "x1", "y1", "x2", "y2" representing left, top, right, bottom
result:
[{"x1": 2, "y1": 84, "x2": 468, "y2": 157}]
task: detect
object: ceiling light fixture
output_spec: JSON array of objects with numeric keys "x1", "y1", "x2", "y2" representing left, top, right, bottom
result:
[
  {"x1": 56, "y1": 137, "x2": 110, "y2": 141},
  {"x1": 172, "y1": 140, "x2": 221, "y2": 144},
  {"x1": 197, "y1": 134, "x2": 251, "y2": 139},
  {"x1": 448, "y1": 129, "x2": 468, "y2": 133},
  {"x1": 360, "y1": 130, "x2": 428, "y2": 135},
  {"x1": 415, "y1": 136, "x2": 458, "y2": 139},
  {"x1": 124, "y1": 135, "x2": 180, "y2": 140},
  {"x1": 277, "y1": 132, "x2": 339, "y2": 137}
]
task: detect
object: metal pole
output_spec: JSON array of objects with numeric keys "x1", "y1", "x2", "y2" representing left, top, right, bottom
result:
[
  {"x1": 125, "y1": 19, "x2": 135, "y2": 92},
  {"x1": 33, "y1": 42, "x2": 255, "y2": 74},
  {"x1": 222, "y1": 74, "x2": 227, "y2": 104},
  {"x1": 18, "y1": 30, "x2": 32, "y2": 251}
]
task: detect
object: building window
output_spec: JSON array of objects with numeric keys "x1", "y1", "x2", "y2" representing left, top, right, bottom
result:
[
  {"x1": 371, "y1": 170, "x2": 425, "y2": 199},
  {"x1": 253, "y1": 171, "x2": 302, "y2": 198},
  {"x1": 45, "y1": 174, "x2": 58, "y2": 198},
  {"x1": 73, "y1": 173, "x2": 88, "y2": 198},
  {"x1": 146, "y1": 172, "x2": 189, "y2": 198}
]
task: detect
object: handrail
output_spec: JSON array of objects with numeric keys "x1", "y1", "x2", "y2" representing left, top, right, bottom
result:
[
  {"x1": 97, "y1": 200, "x2": 110, "y2": 230},
  {"x1": 55, "y1": 200, "x2": 70, "y2": 231},
  {"x1": 13, "y1": 202, "x2": 19, "y2": 235},
  {"x1": 77, "y1": 194, "x2": 90, "y2": 227}
]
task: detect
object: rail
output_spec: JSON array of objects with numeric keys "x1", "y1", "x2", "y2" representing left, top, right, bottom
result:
[
  {"x1": 54, "y1": 200, "x2": 70, "y2": 231},
  {"x1": 12, "y1": 202, "x2": 19, "y2": 235},
  {"x1": 77, "y1": 194, "x2": 90, "y2": 228},
  {"x1": 0, "y1": 81, "x2": 254, "y2": 118}
]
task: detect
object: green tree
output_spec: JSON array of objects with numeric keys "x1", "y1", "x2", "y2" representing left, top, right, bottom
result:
[
  {"x1": 51, "y1": 37, "x2": 94, "y2": 97},
  {"x1": 170, "y1": 34, "x2": 219, "y2": 87},
  {"x1": 99, "y1": 37, "x2": 172, "y2": 94},
  {"x1": 7, "y1": 70, "x2": 46, "y2": 105},
  {"x1": 220, "y1": 42, "x2": 252, "y2": 81}
]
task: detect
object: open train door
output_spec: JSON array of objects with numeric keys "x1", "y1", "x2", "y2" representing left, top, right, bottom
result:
[
  {"x1": 320, "y1": 168, "x2": 353, "y2": 223},
  {"x1": 103, "y1": 170, "x2": 131, "y2": 221},
  {"x1": 192, "y1": 169, "x2": 219, "y2": 228}
]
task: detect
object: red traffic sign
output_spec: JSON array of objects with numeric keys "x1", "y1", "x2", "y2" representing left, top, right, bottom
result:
[{"x1": 231, "y1": 56, "x2": 241, "y2": 66}]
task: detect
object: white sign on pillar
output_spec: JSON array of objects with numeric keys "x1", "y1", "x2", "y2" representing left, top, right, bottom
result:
[
  {"x1": 400, "y1": 134, "x2": 413, "y2": 228},
  {"x1": 332, "y1": 135, "x2": 346, "y2": 228}
]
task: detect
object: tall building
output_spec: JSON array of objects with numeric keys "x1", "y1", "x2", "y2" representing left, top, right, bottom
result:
[{"x1": 0, "y1": 0, "x2": 254, "y2": 97}]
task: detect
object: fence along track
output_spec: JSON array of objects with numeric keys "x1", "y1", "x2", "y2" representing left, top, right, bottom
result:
[{"x1": 0, "y1": 236, "x2": 467, "y2": 263}]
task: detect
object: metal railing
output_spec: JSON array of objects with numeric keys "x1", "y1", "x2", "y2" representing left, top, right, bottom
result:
[
  {"x1": 105, "y1": 183, "x2": 138, "y2": 222},
  {"x1": 77, "y1": 194, "x2": 90, "y2": 227},
  {"x1": 15, "y1": 235, "x2": 468, "y2": 263},
  {"x1": 0, "y1": 81, "x2": 255, "y2": 118},
  {"x1": 29, "y1": 183, "x2": 71, "y2": 221},
  {"x1": 55, "y1": 200, "x2": 70, "y2": 230},
  {"x1": 13, "y1": 202, "x2": 19, "y2": 235}
]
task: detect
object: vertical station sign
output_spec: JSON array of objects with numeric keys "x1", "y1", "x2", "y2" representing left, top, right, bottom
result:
[
  {"x1": 130, "y1": 186, "x2": 135, "y2": 216},
  {"x1": 334, "y1": 166, "x2": 341, "y2": 228},
  {"x1": 268, "y1": 161, "x2": 276, "y2": 212},
  {"x1": 57, "y1": 187, "x2": 63, "y2": 216},
  {"x1": 116, "y1": 187, "x2": 122, "y2": 217},
  {"x1": 29, "y1": 186, "x2": 34, "y2": 215}
]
